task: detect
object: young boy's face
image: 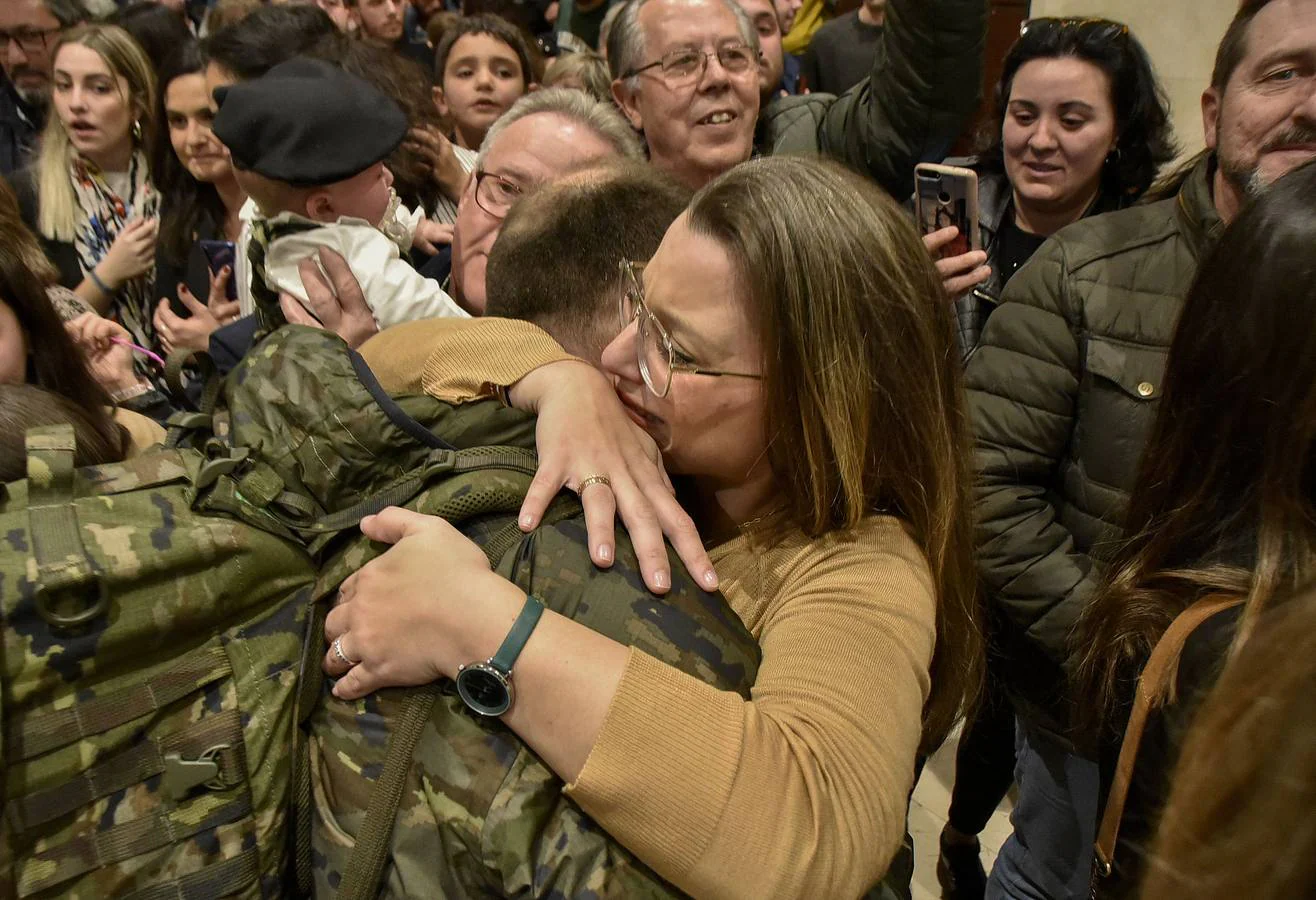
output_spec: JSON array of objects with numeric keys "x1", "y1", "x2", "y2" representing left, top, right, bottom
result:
[{"x1": 434, "y1": 33, "x2": 530, "y2": 150}]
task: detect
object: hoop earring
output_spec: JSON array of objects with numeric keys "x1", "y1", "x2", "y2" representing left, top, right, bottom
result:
[
  {"x1": 1105, "y1": 146, "x2": 1122, "y2": 167},
  {"x1": 132, "y1": 120, "x2": 142, "y2": 144}
]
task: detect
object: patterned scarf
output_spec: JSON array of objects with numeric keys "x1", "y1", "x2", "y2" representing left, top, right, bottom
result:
[{"x1": 70, "y1": 151, "x2": 159, "y2": 382}]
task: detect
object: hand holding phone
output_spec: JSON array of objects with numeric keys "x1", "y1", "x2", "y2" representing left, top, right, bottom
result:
[
  {"x1": 200, "y1": 240, "x2": 238, "y2": 302},
  {"x1": 914, "y1": 164, "x2": 981, "y2": 258}
]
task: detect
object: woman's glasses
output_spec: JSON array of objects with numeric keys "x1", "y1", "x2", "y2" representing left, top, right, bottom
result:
[{"x1": 617, "y1": 259, "x2": 762, "y2": 399}]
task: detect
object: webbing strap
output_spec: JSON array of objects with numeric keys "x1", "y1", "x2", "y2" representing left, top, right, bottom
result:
[
  {"x1": 334, "y1": 685, "x2": 439, "y2": 900},
  {"x1": 7, "y1": 644, "x2": 231, "y2": 763},
  {"x1": 120, "y1": 847, "x2": 260, "y2": 900},
  {"x1": 11, "y1": 709, "x2": 244, "y2": 832},
  {"x1": 24, "y1": 426, "x2": 99, "y2": 606},
  {"x1": 1093, "y1": 595, "x2": 1244, "y2": 879},
  {"x1": 304, "y1": 445, "x2": 538, "y2": 539},
  {"x1": 17, "y1": 793, "x2": 252, "y2": 897}
]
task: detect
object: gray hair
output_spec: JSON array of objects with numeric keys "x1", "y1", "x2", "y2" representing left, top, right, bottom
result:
[
  {"x1": 476, "y1": 87, "x2": 645, "y2": 167},
  {"x1": 606, "y1": 0, "x2": 758, "y2": 88},
  {"x1": 43, "y1": 0, "x2": 90, "y2": 27}
]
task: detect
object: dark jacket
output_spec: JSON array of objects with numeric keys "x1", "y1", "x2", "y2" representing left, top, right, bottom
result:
[
  {"x1": 963, "y1": 155, "x2": 1226, "y2": 740},
  {"x1": 948, "y1": 157, "x2": 1131, "y2": 358},
  {"x1": 0, "y1": 79, "x2": 42, "y2": 178},
  {"x1": 154, "y1": 209, "x2": 219, "y2": 316},
  {"x1": 756, "y1": 0, "x2": 987, "y2": 202}
]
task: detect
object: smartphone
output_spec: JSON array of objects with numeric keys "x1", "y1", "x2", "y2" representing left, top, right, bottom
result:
[
  {"x1": 914, "y1": 164, "x2": 981, "y2": 257},
  {"x1": 200, "y1": 239, "x2": 238, "y2": 302}
]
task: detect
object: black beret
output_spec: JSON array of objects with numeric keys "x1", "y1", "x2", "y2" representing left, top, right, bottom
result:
[{"x1": 212, "y1": 57, "x2": 408, "y2": 187}]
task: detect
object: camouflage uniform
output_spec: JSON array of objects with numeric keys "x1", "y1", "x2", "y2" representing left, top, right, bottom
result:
[{"x1": 0, "y1": 431, "x2": 317, "y2": 899}]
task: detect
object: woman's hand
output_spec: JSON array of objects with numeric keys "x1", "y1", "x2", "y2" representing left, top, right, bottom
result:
[
  {"x1": 923, "y1": 226, "x2": 992, "y2": 297},
  {"x1": 510, "y1": 361, "x2": 717, "y2": 594},
  {"x1": 97, "y1": 217, "x2": 159, "y2": 288},
  {"x1": 153, "y1": 266, "x2": 239, "y2": 355},
  {"x1": 65, "y1": 312, "x2": 144, "y2": 394},
  {"x1": 278, "y1": 247, "x2": 379, "y2": 349},
  {"x1": 323, "y1": 507, "x2": 522, "y2": 700},
  {"x1": 404, "y1": 124, "x2": 469, "y2": 204}
]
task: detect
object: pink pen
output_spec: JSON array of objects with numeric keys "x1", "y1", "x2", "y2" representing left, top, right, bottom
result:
[{"x1": 109, "y1": 336, "x2": 166, "y2": 368}]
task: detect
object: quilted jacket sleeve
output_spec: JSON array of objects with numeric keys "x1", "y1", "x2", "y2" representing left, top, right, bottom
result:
[
  {"x1": 963, "y1": 239, "x2": 1096, "y2": 667},
  {"x1": 816, "y1": 0, "x2": 987, "y2": 200}
]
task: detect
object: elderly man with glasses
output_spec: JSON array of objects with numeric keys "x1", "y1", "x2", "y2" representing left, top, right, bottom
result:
[
  {"x1": 605, "y1": 0, "x2": 986, "y2": 195},
  {"x1": 0, "y1": 0, "x2": 85, "y2": 175}
]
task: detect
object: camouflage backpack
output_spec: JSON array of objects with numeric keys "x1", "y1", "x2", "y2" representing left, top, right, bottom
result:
[
  {"x1": 0, "y1": 427, "x2": 318, "y2": 899},
  {"x1": 217, "y1": 328, "x2": 762, "y2": 899}
]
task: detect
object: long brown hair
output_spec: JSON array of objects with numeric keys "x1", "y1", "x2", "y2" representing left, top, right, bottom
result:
[
  {"x1": 1076, "y1": 159, "x2": 1316, "y2": 737},
  {"x1": 686, "y1": 156, "x2": 981, "y2": 750},
  {"x1": 1140, "y1": 582, "x2": 1316, "y2": 900},
  {"x1": 0, "y1": 384, "x2": 127, "y2": 482},
  {"x1": 0, "y1": 176, "x2": 60, "y2": 285},
  {"x1": 0, "y1": 243, "x2": 117, "y2": 420}
]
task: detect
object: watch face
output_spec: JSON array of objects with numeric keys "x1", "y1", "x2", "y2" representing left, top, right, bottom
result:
[{"x1": 456, "y1": 664, "x2": 512, "y2": 716}]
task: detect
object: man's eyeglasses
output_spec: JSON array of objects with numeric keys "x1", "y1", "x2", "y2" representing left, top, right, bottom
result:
[
  {"x1": 621, "y1": 43, "x2": 759, "y2": 88},
  {"x1": 1018, "y1": 17, "x2": 1130, "y2": 41},
  {"x1": 618, "y1": 259, "x2": 762, "y2": 399},
  {"x1": 0, "y1": 27, "x2": 60, "y2": 55},
  {"x1": 472, "y1": 169, "x2": 523, "y2": 219}
]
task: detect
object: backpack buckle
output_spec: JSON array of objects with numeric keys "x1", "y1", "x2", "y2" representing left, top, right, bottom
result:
[
  {"x1": 162, "y1": 743, "x2": 234, "y2": 798},
  {"x1": 194, "y1": 448, "x2": 250, "y2": 491}
]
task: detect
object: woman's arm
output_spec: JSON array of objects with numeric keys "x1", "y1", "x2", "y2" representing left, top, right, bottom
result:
[{"x1": 325, "y1": 510, "x2": 935, "y2": 899}]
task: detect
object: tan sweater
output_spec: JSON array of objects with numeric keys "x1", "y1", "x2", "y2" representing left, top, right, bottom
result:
[{"x1": 360, "y1": 319, "x2": 935, "y2": 898}]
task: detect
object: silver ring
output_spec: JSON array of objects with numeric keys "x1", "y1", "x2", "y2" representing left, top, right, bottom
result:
[{"x1": 332, "y1": 636, "x2": 358, "y2": 667}]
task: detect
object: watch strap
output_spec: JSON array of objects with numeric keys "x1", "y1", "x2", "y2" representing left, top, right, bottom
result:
[{"x1": 488, "y1": 594, "x2": 544, "y2": 676}]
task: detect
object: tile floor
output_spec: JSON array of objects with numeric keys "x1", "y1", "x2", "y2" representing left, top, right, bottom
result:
[{"x1": 908, "y1": 727, "x2": 1014, "y2": 900}]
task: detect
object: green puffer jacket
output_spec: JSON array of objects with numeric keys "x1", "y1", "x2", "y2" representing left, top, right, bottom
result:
[
  {"x1": 964, "y1": 155, "x2": 1226, "y2": 738},
  {"x1": 757, "y1": 0, "x2": 987, "y2": 201}
]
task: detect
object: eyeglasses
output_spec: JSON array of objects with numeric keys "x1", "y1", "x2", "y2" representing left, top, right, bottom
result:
[
  {"x1": 621, "y1": 43, "x2": 759, "y2": 87},
  {"x1": 1018, "y1": 17, "x2": 1130, "y2": 41},
  {"x1": 0, "y1": 27, "x2": 60, "y2": 55},
  {"x1": 472, "y1": 169, "x2": 524, "y2": 219},
  {"x1": 618, "y1": 259, "x2": 762, "y2": 399}
]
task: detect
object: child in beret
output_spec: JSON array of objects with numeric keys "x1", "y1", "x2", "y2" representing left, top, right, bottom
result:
[{"x1": 212, "y1": 57, "x2": 467, "y2": 332}]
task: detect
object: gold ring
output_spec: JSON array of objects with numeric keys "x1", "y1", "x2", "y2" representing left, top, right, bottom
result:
[
  {"x1": 578, "y1": 474, "x2": 612, "y2": 492},
  {"x1": 332, "y1": 636, "x2": 358, "y2": 667}
]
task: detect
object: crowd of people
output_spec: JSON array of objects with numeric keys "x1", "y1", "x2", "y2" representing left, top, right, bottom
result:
[{"x1": 0, "y1": 0, "x2": 1314, "y2": 898}]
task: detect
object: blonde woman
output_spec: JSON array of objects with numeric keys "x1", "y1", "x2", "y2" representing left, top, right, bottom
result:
[{"x1": 16, "y1": 24, "x2": 161, "y2": 382}]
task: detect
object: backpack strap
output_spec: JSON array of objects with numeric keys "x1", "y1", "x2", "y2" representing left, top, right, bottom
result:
[
  {"x1": 1093, "y1": 594, "x2": 1245, "y2": 879},
  {"x1": 333, "y1": 685, "x2": 440, "y2": 900},
  {"x1": 24, "y1": 425, "x2": 108, "y2": 630}
]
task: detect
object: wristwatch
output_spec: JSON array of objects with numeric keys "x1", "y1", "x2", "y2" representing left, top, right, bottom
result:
[{"x1": 455, "y1": 594, "x2": 545, "y2": 717}]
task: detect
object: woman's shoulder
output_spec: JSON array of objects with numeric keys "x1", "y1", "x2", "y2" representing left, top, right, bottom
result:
[{"x1": 718, "y1": 515, "x2": 933, "y2": 600}]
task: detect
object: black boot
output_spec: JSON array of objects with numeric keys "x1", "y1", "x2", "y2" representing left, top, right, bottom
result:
[{"x1": 936, "y1": 827, "x2": 987, "y2": 900}]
